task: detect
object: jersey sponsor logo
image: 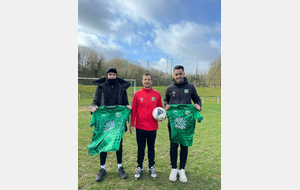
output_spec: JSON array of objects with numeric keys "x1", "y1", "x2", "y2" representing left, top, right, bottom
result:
[
  {"x1": 102, "y1": 114, "x2": 107, "y2": 116},
  {"x1": 104, "y1": 120, "x2": 115, "y2": 132},
  {"x1": 174, "y1": 117, "x2": 186, "y2": 129},
  {"x1": 184, "y1": 89, "x2": 189, "y2": 93},
  {"x1": 140, "y1": 98, "x2": 144, "y2": 102},
  {"x1": 151, "y1": 97, "x2": 155, "y2": 101}
]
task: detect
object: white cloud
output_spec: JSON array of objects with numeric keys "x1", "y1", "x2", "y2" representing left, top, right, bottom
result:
[
  {"x1": 141, "y1": 40, "x2": 155, "y2": 52},
  {"x1": 130, "y1": 57, "x2": 167, "y2": 71},
  {"x1": 154, "y1": 21, "x2": 221, "y2": 59},
  {"x1": 152, "y1": 58, "x2": 167, "y2": 69},
  {"x1": 78, "y1": 31, "x2": 125, "y2": 60},
  {"x1": 78, "y1": 0, "x2": 138, "y2": 45},
  {"x1": 146, "y1": 40, "x2": 152, "y2": 47},
  {"x1": 107, "y1": 0, "x2": 168, "y2": 28},
  {"x1": 209, "y1": 39, "x2": 221, "y2": 52},
  {"x1": 78, "y1": 0, "x2": 221, "y2": 72},
  {"x1": 78, "y1": 0, "x2": 113, "y2": 36}
]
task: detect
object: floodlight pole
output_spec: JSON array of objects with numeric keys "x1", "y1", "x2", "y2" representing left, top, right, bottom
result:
[
  {"x1": 167, "y1": 55, "x2": 168, "y2": 74},
  {"x1": 170, "y1": 58, "x2": 172, "y2": 81},
  {"x1": 125, "y1": 60, "x2": 127, "y2": 78},
  {"x1": 196, "y1": 57, "x2": 198, "y2": 77}
]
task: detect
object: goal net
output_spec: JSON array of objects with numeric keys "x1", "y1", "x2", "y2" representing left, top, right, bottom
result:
[{"x1": 78, "y1": 77, "x2": 136, "y2": 96}]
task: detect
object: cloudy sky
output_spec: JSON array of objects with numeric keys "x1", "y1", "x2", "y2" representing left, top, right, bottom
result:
[{"x1": 78, "y1": 0, "x2": 221, "y2": 74}]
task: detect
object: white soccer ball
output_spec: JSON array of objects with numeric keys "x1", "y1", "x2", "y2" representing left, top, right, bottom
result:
[{"x1": 152, "y1": 107, "x2": 166, "y2": 121}]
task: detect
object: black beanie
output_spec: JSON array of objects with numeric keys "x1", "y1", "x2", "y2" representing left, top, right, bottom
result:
[{"x1": 106, "y1": 67, "x2": 117, "y2": 74}]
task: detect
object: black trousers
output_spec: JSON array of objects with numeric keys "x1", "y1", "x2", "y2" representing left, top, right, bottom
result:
[
  {"x1": 136, "y1": 128, "x2": 157, "y2": 169},
  {"x1": 168, "y1": 121, "x2": 188, "y2": 169},
  {"x1": 100, "y1": 139, "x2": 123, "y2": 166}
]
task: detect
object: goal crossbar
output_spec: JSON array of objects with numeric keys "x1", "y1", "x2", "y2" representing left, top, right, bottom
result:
[{"x1": 78, "y1": 77, "x2": 136, "y2": 94}]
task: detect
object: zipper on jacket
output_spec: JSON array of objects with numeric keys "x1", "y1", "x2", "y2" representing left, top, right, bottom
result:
[
  {"x1": 148, "y1": 90, "x2": 150, "y2": 130},
  {"x1": 179, "y1": 86, "x2": 181, "y2": 104}
]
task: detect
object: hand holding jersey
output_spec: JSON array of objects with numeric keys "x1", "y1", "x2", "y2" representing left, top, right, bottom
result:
[
  {"x1": 91, "y1": 105, "x2": 98, "y2": 112},
  {"x1": 166, "y1": 104, "x2": 203, "y2": 147},
  {"x1": 163, "y1": 65, "x2": 202, "y2": 183},
  {"x1": 166, "y1": 103, "x2": 201, "y2": 111},
  {"x1": 89, "y1": 67, "x2": 131, "y2": 182}
]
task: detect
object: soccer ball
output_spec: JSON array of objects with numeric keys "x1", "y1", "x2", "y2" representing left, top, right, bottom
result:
[{"x1": 152, "y1": 107, "x2": 166, "y2": 121}]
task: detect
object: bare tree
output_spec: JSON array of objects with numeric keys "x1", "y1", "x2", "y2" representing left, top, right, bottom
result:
[
  {"x1": 78, "y1": 45, "x2": 220, "y2": 87},
  {"x1": 206, "y1": 55, "x2": 221, "y2": 87},
  {"x1": 78, "y1": 46, "x2": 107, "y2": 78}
]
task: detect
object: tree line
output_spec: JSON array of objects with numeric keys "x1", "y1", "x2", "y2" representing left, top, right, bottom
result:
[{"x1": 78, "y1": 46, "x2": 221, "y2": 87}]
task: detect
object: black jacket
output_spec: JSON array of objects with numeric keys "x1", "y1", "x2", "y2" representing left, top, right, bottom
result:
[
  {"x1": 163, "y1": 77, "x2": 201, "y2": 109},
  {"x1": 92, "y1": 77, "x2": 130, "y2": 107},
  {"x1": 91, "y1": 77, "x2": 131, "y2": 132}
]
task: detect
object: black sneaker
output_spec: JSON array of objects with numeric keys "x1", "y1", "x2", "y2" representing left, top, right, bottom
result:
[
  {"x1": 95, "y1": 168, "x2": 107, "y2": 182},
  {"x1": 116, "y1": 167, "x2": 128, "y2": 179}
]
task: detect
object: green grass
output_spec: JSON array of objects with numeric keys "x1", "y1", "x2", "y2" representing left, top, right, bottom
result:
[{"x1": 78, "y1": 87, "x2": 221, "y2": 189}]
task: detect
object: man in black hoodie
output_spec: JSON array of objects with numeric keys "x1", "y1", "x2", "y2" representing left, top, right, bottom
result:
[
  {"x1": 164, "y1": 65, "x2": 201, "y2": 183},
  {"x1": 91, "y1": 67, "x2": 131, "y2": 182}
]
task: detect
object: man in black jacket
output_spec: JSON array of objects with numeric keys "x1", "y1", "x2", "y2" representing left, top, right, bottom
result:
[
  {"x1": 164, "y1": 65, "x2": 201, "y2": 183},
  {"x1": 91, "y1": 67, "x2": 131, "y2": 182}
]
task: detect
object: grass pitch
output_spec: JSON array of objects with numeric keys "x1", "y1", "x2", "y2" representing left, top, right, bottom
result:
[{"x1": 78, "y1": 86, "x2": 221, "y2": 189}]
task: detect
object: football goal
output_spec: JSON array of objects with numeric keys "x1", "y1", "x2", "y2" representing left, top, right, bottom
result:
[{"x1": 78, "y1": 77, "x2": 136, "y2": 96}]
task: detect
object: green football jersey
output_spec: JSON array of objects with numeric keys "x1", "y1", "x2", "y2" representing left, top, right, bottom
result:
[
  {"x1": 166, "y1": 104, "x2": 203, "y2": 147},
  {"x1": 88, "y1": 105, "x2": 131, "y2": 156}
]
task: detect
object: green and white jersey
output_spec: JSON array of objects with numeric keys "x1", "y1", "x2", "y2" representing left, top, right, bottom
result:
[
  {"x1": 166, "y1": 104, "x2": 203, "y2": 147},
  {"x1": 88, "y1": 105, "x2": 131, "y2": 156}
]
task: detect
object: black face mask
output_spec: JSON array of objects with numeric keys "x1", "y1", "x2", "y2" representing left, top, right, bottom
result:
[{"x1": 106, "y1": 78, "x2": 117, "y2": 85}]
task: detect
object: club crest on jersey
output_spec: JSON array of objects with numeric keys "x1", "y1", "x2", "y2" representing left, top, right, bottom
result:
[
  {"x1": 140, "y1": 98, "x2": 144, "y2": 102},
  {"x1": 184, "y1": 89, "x2": 189, "y2": 93},
  {"x1": 185, "y1": 110, "x2": 191, "y2": 115},
  {"x1": 116, "y1": 112, "x2": 121, "y2": 117},
  {"x1": 151, "y1": 97, "x2": 155, "y2": 101}
]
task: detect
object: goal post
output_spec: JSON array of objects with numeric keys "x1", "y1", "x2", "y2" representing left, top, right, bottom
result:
[{"x1": 78, "y1": 77, "x2": 136, "y2": 96}]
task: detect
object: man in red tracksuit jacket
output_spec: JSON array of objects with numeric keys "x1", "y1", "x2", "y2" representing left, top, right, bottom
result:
[{"x1": 130, "y1": 73, "x2": 165, "y2": 180}]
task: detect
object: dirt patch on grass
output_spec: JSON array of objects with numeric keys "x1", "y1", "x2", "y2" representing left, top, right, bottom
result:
[{"x1": 79, "y1": 106, "x2": 91, "y2": 111}]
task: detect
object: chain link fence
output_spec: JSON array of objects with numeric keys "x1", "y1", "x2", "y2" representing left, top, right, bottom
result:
[{"x1": 79, "y1": 77, "x2": 221, "y2": 88}]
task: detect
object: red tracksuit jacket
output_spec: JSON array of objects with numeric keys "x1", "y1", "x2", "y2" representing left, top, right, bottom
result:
[{"x1": 131, "y1": 87, "x2": 163, "y2": 131}]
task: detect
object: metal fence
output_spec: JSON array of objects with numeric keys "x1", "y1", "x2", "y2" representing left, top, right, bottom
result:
[
  {"x1": 78, "y1": 93, "x2": 221, "y2": 104},
  {"x1": 78, "y1": 77, "x2": 221, "y2": 88},
  {"x1": 201, "y1": 95, "x2": 221, "y2": 104}
]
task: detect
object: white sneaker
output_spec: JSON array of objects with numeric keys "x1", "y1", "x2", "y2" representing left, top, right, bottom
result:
[
  {"x1": 134, "y1": 167, "x2": 143, "y2": 179},
  {"x1": 148, "y1": 166, "x2": 157, "y2": 178},
  {"x1": 169, "y1": 168, "x2": 178, "y2": 182},
  {"x1": 178, "y1": 169, "x2": 187, "y2": 183}
]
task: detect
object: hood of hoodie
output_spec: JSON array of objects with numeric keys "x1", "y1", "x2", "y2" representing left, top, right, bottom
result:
[
  {"x1": 92, "y1": 77, "x2": 131, "y2": 89},
  {"x1": 172, "y1": 77, "x2": 188, "y2": 86}
]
